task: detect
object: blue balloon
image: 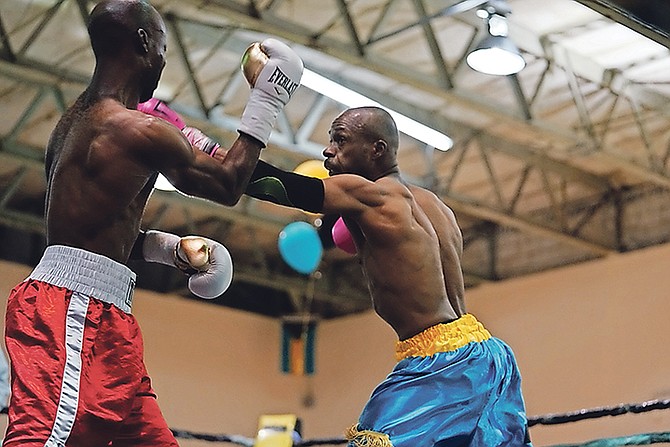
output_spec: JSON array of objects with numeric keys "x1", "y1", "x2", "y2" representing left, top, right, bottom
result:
[{"x1": 278, "y1": 221, "x2": 323, "y2": 275}]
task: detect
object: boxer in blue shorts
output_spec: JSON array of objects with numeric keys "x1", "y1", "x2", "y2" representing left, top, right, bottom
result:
[
  {"x1": 142, "y1": 101, "x2": 533, "y2": 446},
  {"x1": 241, "y1": 106, "x2": 533, "y2": 446},
  {"x1": 350, "y1": 315, "x2": 530, "y2": 446}
]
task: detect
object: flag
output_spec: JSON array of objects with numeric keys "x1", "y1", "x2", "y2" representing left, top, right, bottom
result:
[{"x1": 281, "y1": 317, "x2": 317, "y2": 375}]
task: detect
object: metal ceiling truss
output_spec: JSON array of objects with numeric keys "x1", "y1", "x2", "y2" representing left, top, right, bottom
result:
[
  {"x1": 189, "y1": 1, "x2": 670, "y2": 180},
  {"x1": 1, "y1": 0, "x2": 670, "y2": 317},
  {"x1": 573, "y1": 0, "x2": 670, "y2": 49}
]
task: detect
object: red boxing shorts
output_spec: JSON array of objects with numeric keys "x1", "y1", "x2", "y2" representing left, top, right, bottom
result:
[{"x1": 3, "y1": 245, "x2": 178, "y2": 447}]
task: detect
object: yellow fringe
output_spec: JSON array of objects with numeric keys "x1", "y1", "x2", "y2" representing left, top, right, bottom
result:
[
  {"x1": 345, "y1": 424, "x2": 393, "y2": 446},
  {"x1": 395, "y1": 314, "x2": 491, "y2": 361}
]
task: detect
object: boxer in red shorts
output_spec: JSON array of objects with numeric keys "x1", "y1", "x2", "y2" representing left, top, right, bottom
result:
[{"x1": 2, "y1": 0, "x2": 303, "y2": 445}]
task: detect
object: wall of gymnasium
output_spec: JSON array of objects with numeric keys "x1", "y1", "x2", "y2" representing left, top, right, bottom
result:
[{"x1": 0, "y1": 242, "x2": 668, "y2": 446}]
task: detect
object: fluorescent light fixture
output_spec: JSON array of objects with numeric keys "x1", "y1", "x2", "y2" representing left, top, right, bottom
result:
[
  {"x1": 301, "y1": 69, "x2": 453, "y2": 151},
  {"x1": 153, "y1": 69, "x2": 453, "y2": 192}
]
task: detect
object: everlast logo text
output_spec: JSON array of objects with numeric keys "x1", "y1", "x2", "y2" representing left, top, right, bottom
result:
[{"x1": 267, "y1": 67, "x2": 299, "y2": 98}]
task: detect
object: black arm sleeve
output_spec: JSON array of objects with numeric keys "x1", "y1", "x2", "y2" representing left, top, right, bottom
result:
[
  {"x1": 129, "y1": 230, "x2": 146, "y2": 261},
  {"x1": 317, "y1": 214, "x2": 338, "y2": 250},
  {"x1": 245, "y1": 159, "x2": 325, "y2": 214}
]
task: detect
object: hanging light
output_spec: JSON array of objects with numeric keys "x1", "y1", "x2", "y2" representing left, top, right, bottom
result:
[
  {"x1": 301, "y1": 69, "x2": 453, "y2": 151},
  {"x1": 466, "y1": 8, "x2": 525, "y2": 76}
]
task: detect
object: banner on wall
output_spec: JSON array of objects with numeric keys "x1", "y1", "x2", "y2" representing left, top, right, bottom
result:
[{"x1": 281, "y1": 316, "x2": 317, "y2": 375}]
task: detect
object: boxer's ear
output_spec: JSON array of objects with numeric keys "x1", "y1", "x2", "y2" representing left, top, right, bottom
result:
[
  {"x1": 136, "y1": 28, "x2": 149, "y2": 54},
  {"x1": 372, "y1": 139, "x2": 387, "y2": 159}
]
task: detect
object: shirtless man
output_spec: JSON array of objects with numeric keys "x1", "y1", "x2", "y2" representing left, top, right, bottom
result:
[
  {"x1": 244, "y1": 106, "x2": 533, "y2": 446},
  {"x1": 2, "y1": 0, "x2": 302, "y2": 445},
  {"x1": 144, "y1": 102, "x2": 533, "y2": 445},
  {"x1": 140, "y1": 102, "x2": 531, "y2": 446}
]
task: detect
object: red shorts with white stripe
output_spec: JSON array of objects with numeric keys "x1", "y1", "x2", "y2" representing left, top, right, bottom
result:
[{"x1": 3, "y1": 246, "x2": 178, "y2": 447}]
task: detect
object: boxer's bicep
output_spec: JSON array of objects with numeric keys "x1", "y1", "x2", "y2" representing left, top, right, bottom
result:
[
  {"x1": 131, "y1": 113, "x2": 195, "y2": 171},
  {"x1": 322, "y1": 175, "x2": 382, "y2": 216}
]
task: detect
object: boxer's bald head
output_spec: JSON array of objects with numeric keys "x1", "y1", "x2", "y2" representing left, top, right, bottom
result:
[
  {"x1": 88, "y1": 0, "x2": 166, "y2": 101},
  {"x1": 325, "y1": 106, "x2": 399, "y2": 179},
  {"x1": 88, "y1": 0, "x2": 163, "y2": 56}
]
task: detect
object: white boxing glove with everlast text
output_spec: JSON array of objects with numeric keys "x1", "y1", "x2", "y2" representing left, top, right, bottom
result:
[
  {"x1": 141, "y1": 230, "x2": 233, "y2": 299},
  {"x1": 239, "y1": 38, "x2": 304, "y2": 146}
]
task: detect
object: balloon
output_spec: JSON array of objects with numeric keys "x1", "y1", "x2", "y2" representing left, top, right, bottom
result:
[
  {"x1": 278, "y1": 221, "x2": 323, "y2": 275},
  {"x1": 294, "y1": 159, "x2": 329, "y2": 179}
]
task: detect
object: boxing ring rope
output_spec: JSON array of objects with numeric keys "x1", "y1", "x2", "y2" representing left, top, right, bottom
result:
[
  {"x1": 527, "y1": 399, "x2": 670, "y2": 427},
  {"x1": 169, "y1": 399, "x2": 670, "y2": 446},
  {"x1": 169, "y1": 429, "x2": 254, "y2": 446},
  {"x1": 549, "y1": 432, "x2": 670, "y2": 447},
  {"x1": 2, "y1": 399, "x2": 670, "y2": 446}
]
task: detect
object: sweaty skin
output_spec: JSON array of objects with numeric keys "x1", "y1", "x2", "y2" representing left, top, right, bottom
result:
[
  {"x1": 44, "y1": 0, "x2": 263, "y2": 264},
  {"x1": 320, "y1": 108, "x2": 465, "y2": 340},
  {"x1": 4, "y1": 2, "x2": 272, "y2": 446},
  {"x1": 250, "y1": 108, "x2": 533, "y2": 446}
]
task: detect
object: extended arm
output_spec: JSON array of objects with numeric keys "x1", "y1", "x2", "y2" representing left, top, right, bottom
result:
[
  {"x1": 244, "y1": 161, "x2": 374, "y2": 254},
  {"x1": 245, "y1": 159, "x2": 325, "y2": 213},
  {"x1": 244, "y1": 159, "x2": 384, "y2": 216},
  {"x1": 138, "y1": 38, "x2": 303, "y2": 205}
]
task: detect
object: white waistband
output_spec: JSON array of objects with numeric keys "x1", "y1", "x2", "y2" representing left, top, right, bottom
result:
[{"x1": 28, "y1": 245, "x2": 136, "y2": 313}]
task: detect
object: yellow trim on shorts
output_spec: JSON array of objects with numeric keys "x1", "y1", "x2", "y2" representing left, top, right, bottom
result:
[
  {"x1": 345, "y1": 424, "x2": 393, "y2": 447},
  {"x1": 395, "y1": 314, "x2": 491, "y2": 361}
]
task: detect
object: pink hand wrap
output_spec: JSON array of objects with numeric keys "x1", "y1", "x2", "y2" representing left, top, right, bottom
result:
[
  {"x1": 137, "y1": 98, "x2": 186, "y2": 130},
  {"x1": 138, "y1": 98, "x2": 219, "y2": 157},
  {"x1": 182, "y1": 127, "x2": 221, "y2": 157}
]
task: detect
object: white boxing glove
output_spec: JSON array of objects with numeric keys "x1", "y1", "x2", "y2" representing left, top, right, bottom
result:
[
  {"x1": 239, "y1": 38, "x2": 304, "y2": 146},
  {"x1": 141, "y1": 230, "x2": 233, "y2": 299},
  {"x1": 180, "y1": 236, "x2": 233, "y2": 299}
]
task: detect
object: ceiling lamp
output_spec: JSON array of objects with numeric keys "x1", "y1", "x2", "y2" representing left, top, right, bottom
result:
[
  {"x1": 466, "y1": 6, "x2": 525, "y2": 76},
  {"x1": 301, "y1": 69, "x2": 453, "y2": 151}
]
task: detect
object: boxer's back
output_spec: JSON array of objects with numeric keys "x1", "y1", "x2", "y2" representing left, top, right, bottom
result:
[
  {"x1": 357, "y1": 177, "x2": 464, "y2": 340},
  {"x1": 45, "y1": 94, "x2": 155, "y2": 263}
]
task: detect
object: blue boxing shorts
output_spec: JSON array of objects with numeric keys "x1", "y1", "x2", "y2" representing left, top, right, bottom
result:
[{"x1": 346, "y1": 314, "x2": 532, "y2": 447}]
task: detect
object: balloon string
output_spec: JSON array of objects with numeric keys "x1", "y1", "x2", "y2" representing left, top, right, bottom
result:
[{"x1": 301, "y1": 271, "x2": 320, "y2": 329}]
